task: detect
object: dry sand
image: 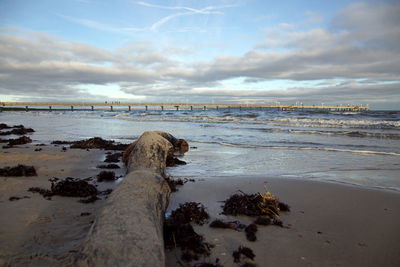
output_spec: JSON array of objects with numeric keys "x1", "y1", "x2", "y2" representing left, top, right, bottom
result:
[
  {"x1": 0, "y1": 145, "x2": 126, "y2": 266},
  {"x1": 1, "y1": 144, "x2": 400, "y2": 267}
]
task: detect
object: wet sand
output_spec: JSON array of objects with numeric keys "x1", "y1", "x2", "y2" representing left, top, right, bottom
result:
[
  {"x1": 1, "y1": 145, "x2": 400, "y2": 266},
  {"x1": 0, "y1": 145, "x2": 126, "y2": 266},
  {"x1": 166, "y1": 177, "x2": 400, "y2": 267}
]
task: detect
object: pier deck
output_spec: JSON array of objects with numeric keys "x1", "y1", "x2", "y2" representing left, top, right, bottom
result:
[{"x1": 0, "y1": 102, "x2": 369, "y2": 112}]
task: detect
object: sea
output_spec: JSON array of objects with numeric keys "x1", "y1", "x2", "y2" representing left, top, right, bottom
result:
[{"x1": 1, "y1": 108, "x2": 399, "y2": 191}]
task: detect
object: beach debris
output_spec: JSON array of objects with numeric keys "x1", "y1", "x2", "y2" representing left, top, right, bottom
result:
[
  {"x1": 71, "y1": 137, "x2": 129, "y2": 150},
  {"x1": 2, "y1": 136, "x2": 32, "y2": 148},
  {"x1": 0, "y1": 123, "x2": 11, "y2": 129},
  {"x1": 240, "y1": 263, "x2": 257, "y2": 267},
  {"x1": 253, "y1": 217, "x2": 271, "y2": 226},
  {"x1": 98, "y1": 189, "x2": 113, "y2": 196},
  {"x1": 51, "y1": 140, "x2": 74, "y2": 145},
  {"x1": 193, "y1": 258, "x2": 223, "y2": 267},
  {"x1": 104, "y1": 152, "x2": 122, "y2": 163},
  {"x1": 222, "y1": 191, "x2": 290, "y2": 218},
  {"x1": 51, "y1": 177, "x2": 98, "y2": 197},
  {"x1": 28, "y1": 177, "x2": 99, "y2": 203},
  {"x1": 165, "y1": 177, "x2": 184, "y2": 192},
  {"x1": 97, "y1": 164, "x2": 120, "y2": 169},
  {"x1": 232, "y1": 246, "x2": 255, "y2": 263},
  {"x1": 97, "y1": 171, "x2": 116, "y2": 182},
  {"x1": 9, "y1": 196, "x2": 30, "y2": 201},
  {"x1": 164, "y1": 202, "x2": 212, "y2": 262},
  {"x1": 51, "y1": 137, "x2": 129, "y2": 150},
  {"x1": 166, "y1": 156, "x2": 187, "y2": 167},
  {"x1": 209, "y1": 219, "x2": 246, "y2": 231},
  {"x1": 0, "y1": 124, "x2": 34, "y2": 135},
  {"x1": 221, "y1": 191, "x2": 290, "y2": 241},
  {"x1": 80, "y1": 212, "x2": 91, "y2": 216},
  {"x1": 0, "y1": 127, "x2": 35, "y2": 136},
  {"x1": 245, "y1": 224, "x2": 258, "y2": 242},
  {"x1": 34, "y1": 148, "x2": 42, "y2": 152},
  {"x1": 79, "y1": 195, "x2": 100, "y2": 203},
  {"x1": 165, "y1": 177, "x2": 195, "y2": 192},
  {"x1": 0, "y1": 164, "x2": 37, "y2": 177},
  {"x1": 28, "y1": 187, "x2": 53, "y2": 199},
  {"x1": 171, "y1": 202, "x2": 209, "y2": 225}
]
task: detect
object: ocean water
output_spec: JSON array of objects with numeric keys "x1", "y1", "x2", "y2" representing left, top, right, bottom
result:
[{"x1": 1, "y1": 108, "x2": 399, "y2": 191}]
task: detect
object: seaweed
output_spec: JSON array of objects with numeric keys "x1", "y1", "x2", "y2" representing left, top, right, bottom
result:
[
  {"x1": 253, "y1": 217, "x2": 271, "y2": 226},
  {"x1": 2, "y1": 136, "x2": 32, "y2": 148},
  {"x1": 51, "y1": 137, "x2": 129, "y2": 150},
  {"x1": 165, "y1": 177, "x2": 184, "y2": 192},
  {"x1": 96, "y1": 164, "x2": 120, "y2": 169},
  {"x1": 232, "y1": 246, "x2": 255, "y2": 263},
  {"x1": 28, "y1": 187, "x2": 53, "y2": 199},
  {"x1": 209, "y1": 219, "x2": 246, "y2": 231},
  {"x1": 222, "y1": 192, "x2": 281, "y2": 218},
  {"x1": 51, "y1": 177, "x2": 98, "y2": 197},
  {"x1": 0, "y1": 165, "x2": 37, "y2": 177},
  {"x1": 240, "y1": 263, "x2": 257, "y2": 267},
  {"x1": 244, "y1": 224, "x2": 258, "y2": 242},
  {"x1": 97, "y1": 171, "x2": 116, "y2": 182},
  {"x1": 0, "y1": 127, "x2": 35, "y2": 136},
  {"x1": 104, "y1": 152, "x2": 122, "y2": 163},
  {"x1": 9, "y1": 196, "x2": 30, "y2": 201},
  {"x1": 278, "y1": 202, "x2": 290, "y2": 212},
  {"x1": 164, "y1": 202, "x2": 212, "y2": 262},
  {"x1": 0, "y1": 123, "x2": 11, "y2": 130},
  {"x1": 194, "y1": 259, "x2": 223, "y2": 267},
  {"x1": 29, "y1": 177, "x2": 99, "y2": 203},
  {"x1": 166, "y1": 156, "x2": 187, "y2": 167},
  {"x1": 170, "y1": 202, "x2": 209, "y2": 225},
  {"x1": 70, "y1": 137, "x2": 128, "y2": 150}
]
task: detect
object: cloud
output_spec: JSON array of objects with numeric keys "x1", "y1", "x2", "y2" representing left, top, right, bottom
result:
[
  {"x1": 136, "y1": 1, "x2": 236, "y2": 31},
  {"x1": 1, "y1": 1, "x2": 400, "y2": 109}
]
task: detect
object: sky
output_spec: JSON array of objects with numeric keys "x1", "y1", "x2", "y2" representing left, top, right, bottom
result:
[{"x1": 0, "y1": 0, "x2": 399, "y2": 109}]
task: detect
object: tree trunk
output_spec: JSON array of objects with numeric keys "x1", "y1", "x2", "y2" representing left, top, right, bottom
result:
[{"x1": 77, "y1": 131, "x2": 185, "y2": 267}]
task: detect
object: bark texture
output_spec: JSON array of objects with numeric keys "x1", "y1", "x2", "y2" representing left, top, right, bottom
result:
[{"x1": 77, "y1": 131, "x2": 185, "y2": 267}]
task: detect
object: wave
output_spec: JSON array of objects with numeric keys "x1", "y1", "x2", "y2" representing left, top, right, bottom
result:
[
  {"x1": 191, "y1": 140, "x2": 400, "y2": 156},
  {"x1": 256, "y1": 128, "x2": 400, "y2": 140}
]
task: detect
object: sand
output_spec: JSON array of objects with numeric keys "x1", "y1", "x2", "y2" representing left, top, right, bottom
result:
[
  {"x1": 0, "y1": 145, "x2": 126, "y2": 266},
  {"x1": 1, "y1": 144, "x2": 400, "y2": 266},
  {"x1": 166, "y1": 177, "x2": 400, "y2": 267}
]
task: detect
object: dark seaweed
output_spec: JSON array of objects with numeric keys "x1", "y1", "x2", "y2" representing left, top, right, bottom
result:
[
  {"x1": 233, "y1": 246, "x2": 255, "y2": 263},
  {"x1": 97, "y1": 171, "x2": 116, "y2": 182},
  {"x1": 0, "y1": 165, "x2": 37, "y2": 177}
]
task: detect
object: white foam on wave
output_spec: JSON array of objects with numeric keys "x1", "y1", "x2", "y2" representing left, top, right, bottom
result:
[{"x1": 192, "y1": 140, "x2": 400, "y2": 156}]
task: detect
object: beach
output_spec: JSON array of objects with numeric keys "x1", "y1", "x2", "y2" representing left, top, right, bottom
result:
[
  {"x1": 1, "y1": 110, "x2": 400, "y2": 266},
  {"x1": 0, "y1": 142, "x2": 399, "y2": 266}
]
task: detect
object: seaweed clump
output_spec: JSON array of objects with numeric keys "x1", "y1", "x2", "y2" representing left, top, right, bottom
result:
[
  {"x1": 209, "y1": 219, "x2": 246, "y2": 231},
  {"x1": 97, "y1": 171, "x2": 116, "y2": 182},
  {"x1": 104, "y1": 152, "x2": 122, "y2": 163},
  {"x1": 232, "y1": 246, "x2": 255, "y2": 263},
  {"x1": 166, "y1": 156, "x2": 187, "y2": 167},
  {"x1": 221, "y1": 191, "x2": 290, "y2": 241},
  {"x1": 0, "y1": 165, "x2": 37, "y2": 177},
  {"x1": 70, "y1": 137, "x2": 128, "y2": 150},
  {"x1": 28, "y1": 177, "x2": 99, "y2": 202},
  {"x1": 2, "y1": 136, "x2": 32, "y2": 148},
  {"x1": 164, "y1": 202, "x2": 212, "y2": 262},
  {"x1": 97, "y1": 164, "x2": 120, "y2": 169},
  {"x1": 194, "y1": 259, "x2": 223, "y2": 267}
]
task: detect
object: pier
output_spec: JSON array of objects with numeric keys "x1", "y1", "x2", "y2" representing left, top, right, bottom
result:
[{"x1": 0, "y1": 102, "x2": 369, "y2": 112}]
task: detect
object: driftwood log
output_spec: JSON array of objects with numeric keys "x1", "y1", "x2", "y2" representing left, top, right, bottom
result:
[{"x1": 77, "y1": 131, "x2": 188, "y2": 267}]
